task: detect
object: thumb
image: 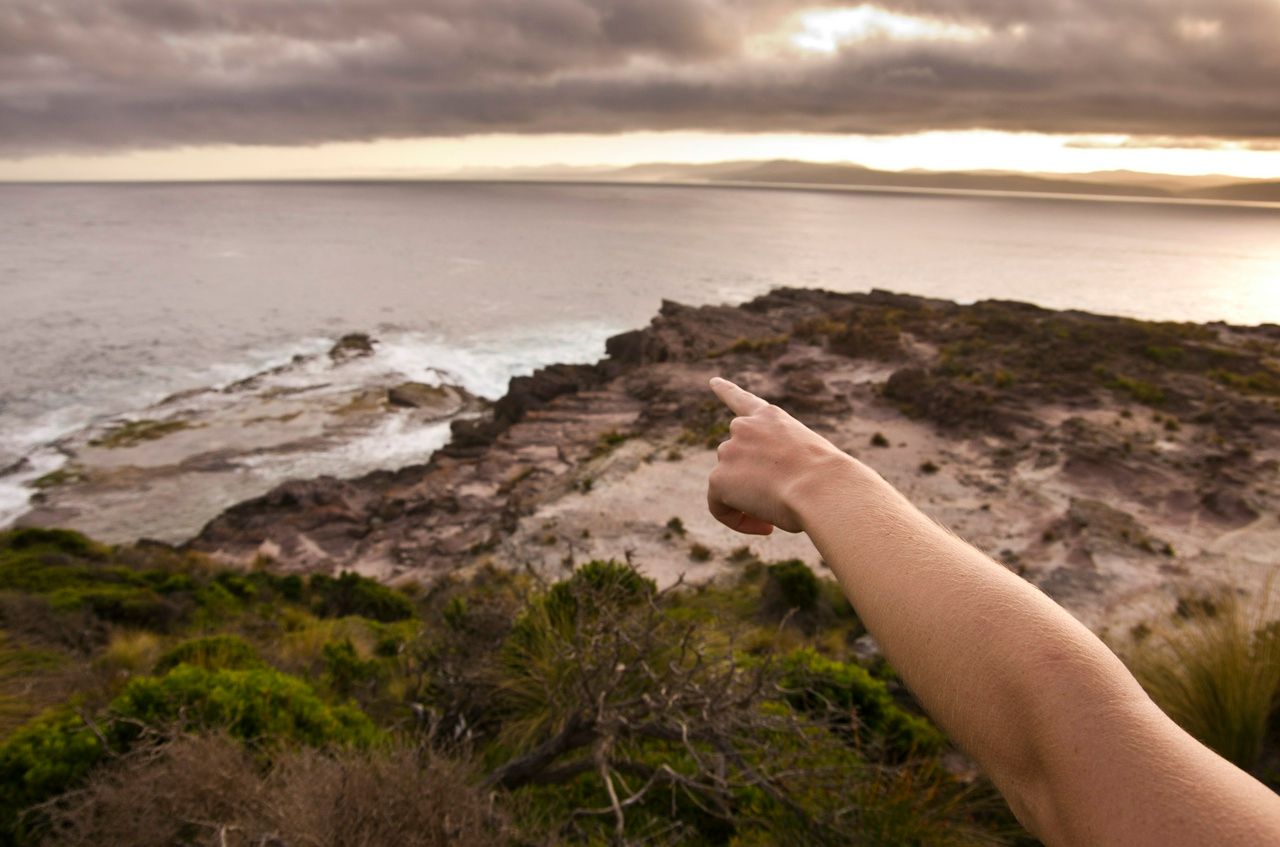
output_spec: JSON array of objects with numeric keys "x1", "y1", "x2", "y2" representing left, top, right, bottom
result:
[{"x1": 735, "y1": 513, "x2": 775, "y2": 535}]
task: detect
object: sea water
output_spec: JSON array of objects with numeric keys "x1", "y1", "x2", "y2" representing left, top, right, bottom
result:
[{"x1": 2, "y1": 180, "x2": 1277, "y2": 527}]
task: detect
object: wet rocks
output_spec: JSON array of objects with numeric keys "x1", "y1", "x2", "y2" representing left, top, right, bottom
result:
[
  {"x1": 329, "y1": 333, "x2": 375, "y2": 362},
  {"x1": 387, "y1": 383, "x2": 485, "y2": 420},
  {"x1": 606, "y1": 299, "x2": 786, "y2": 365}
]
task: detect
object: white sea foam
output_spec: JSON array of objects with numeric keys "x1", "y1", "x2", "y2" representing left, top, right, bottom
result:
[
  {"x1": 0, "y1": 321, "x2": 620, "y2": 530},
  {"x1": 239, "y1": 417, "x2": 456, "y2": 481}
]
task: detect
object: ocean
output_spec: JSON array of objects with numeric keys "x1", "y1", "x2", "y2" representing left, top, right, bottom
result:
[{"x1": 2, "y1": 180, "x2": 1278, "y2": 528}]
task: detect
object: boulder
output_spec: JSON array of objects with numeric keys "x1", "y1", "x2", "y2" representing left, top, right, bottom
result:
[
  {"x1": 329, "y1": 333, "x2": 375, "y2": 362},
  {"x1": 387, "y1": 383, "x2": 481, "y2": 420}
]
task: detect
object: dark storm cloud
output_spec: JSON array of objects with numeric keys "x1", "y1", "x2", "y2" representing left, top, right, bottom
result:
[{"x1": 1, "y1": 0, "x2": 1278, "y2": 155}]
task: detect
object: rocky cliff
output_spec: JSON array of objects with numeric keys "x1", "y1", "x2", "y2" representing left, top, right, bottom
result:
[{"x1": 187, "y1": 289, "x2": 1280, "y2": 631}]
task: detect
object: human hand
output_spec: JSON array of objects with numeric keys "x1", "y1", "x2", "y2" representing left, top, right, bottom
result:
[{"x1": 706, "y1": 377, "x2": 854, "y2": 535}]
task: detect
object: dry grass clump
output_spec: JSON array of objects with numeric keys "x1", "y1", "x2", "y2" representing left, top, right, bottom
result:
[
  {"x1": 39, "y1": 734, "x2": 505, "y2": 847},
  {"x1": 1121, "y1": 581, "x2": 1280, "y2": 773}
]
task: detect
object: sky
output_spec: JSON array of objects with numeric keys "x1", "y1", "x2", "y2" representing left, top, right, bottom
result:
[{"x1": 2, "y1": 1, "x2": 1279, "y2": 181}]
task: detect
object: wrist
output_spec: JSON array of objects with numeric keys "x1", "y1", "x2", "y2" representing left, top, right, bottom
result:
[{"x1": 782, "y1": 449, "x2": 880, "y2": 534}]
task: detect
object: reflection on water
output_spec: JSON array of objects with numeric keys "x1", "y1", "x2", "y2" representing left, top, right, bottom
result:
[{"x1": 2, "y1": 180, "x2": 1277, "y2": 466}]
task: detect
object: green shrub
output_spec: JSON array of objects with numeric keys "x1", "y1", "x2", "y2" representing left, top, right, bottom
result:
[
  {"x1": 1105, "y1": 373, "x2": 1166, "y2": 406},
  {"x1": 310, "y1": 572, "x2": 414, "y2": 622},
  {"x1": 110, "y1": 665, "x2": 380, "y2": 749},
  {"x1": 322, "y1": 639, "x2": 383, "y2": 698},
  {"x1": 0, "y1": 529, "x2": 199, "y2": 633},
  {"x1": 0, "y1": 528, "x2": 103, "y2": 559},
  {"x1": 277, "y1": 573, "x2": 305, "y2": 602},
  {"x1": 154, "y1": 635, "x2": 263, "y2": 674},
  {"x1": 538, "y1": 560, "x2": 655, "y2": 631},
  {"x1": 0, "y1": 662, "x2": 381, "y2": 840},
  {"x1": 0, "y1": 707, "x2": 107, "y2": 840},
  {"x1": 689, "y1": 542, "x2": 713, "y2": 561},
  {"x1": 765, "y1": 560, "x2": 820, "y2": 614},
  {"x1": 48, "y1": 585, "x2": 185, "y2": 631},
  {"x1": 780, "y1": 649, "x2": 945, "y2": 760}
]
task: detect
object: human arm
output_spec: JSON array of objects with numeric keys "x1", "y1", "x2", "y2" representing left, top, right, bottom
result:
[{"x1": 705, "y1": 376, "x2": 1280, "y2": 846}]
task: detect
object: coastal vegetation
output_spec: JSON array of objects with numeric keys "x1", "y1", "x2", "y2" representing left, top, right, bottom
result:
[
  {"x1": 0, "y1": 527, "x2": 1025, "y2": 845},
  {"x1": 6, "y1": 525, "x2": 1276, "y2": 844},
  {"x1": 1120, "y1": 583, "x2": 1280, "y2": 779},
  {"x1": 9, "y1": 291, "x2": 1280, "y2": 843}
]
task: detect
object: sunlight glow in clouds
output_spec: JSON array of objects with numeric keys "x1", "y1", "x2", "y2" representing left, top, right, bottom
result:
[
  {"x1": 788, "y1": 5, "x2": 993, "y2": 53},
  {"x1": 1176, "y1": 16, "x2": 1223, "y2": 42},
  {"x1": 3, "y1": 131, "x2": 1278, "y2": 183}
]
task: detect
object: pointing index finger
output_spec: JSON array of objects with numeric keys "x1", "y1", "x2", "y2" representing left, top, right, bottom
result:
[{"x1": 710, "y1": 377, "x2": 768, "y2": 416}]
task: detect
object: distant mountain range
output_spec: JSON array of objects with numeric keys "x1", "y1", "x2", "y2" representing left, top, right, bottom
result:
[{"x1": 458, "y1": 160, "x2": 1280, "y2": 204}]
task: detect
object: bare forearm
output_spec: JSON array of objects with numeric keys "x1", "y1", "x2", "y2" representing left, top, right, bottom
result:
[
  {"x1": 704, "y1": 377, "x2": 1280, "y2": 844},
  {"x1": 790, "y1": 458, "x2": 1094, "y2": 796},
  {"x1": 790, "y1": 455, "x2": 1279, "y2": 844}
]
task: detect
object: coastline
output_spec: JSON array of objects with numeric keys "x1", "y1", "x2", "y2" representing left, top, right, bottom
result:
[
  {"x1": 17, "y1": 287, "x2": 1278, "y2": 634},
  {"x1": 8, "y1": 177, "x2": 1278, "y2": 212}
]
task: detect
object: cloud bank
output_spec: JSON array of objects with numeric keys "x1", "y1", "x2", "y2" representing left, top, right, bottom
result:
[{"x1": 2, "y1": 0, "x2": 1278, "y2": 155}]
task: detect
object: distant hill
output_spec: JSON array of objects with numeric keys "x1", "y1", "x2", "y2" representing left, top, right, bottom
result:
[{"x1": 567, "y1": 160, "x2": 1279, "y2": 204}]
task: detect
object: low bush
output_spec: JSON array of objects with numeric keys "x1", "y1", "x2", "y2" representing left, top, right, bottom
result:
[
  {"x1": 39, "y1": 734, "x2": 506, "y2": 847},
  {"x1": 0, "y1": 707, "x2": 107, "y2": 840},
  {"x1": 111, "y1": 665, "x2": 380, "y2": 750},
  {"x1": 780, "y1": 649, "x2": 945, "y2": 760},
  {"x1": 1, "y1": 660, "x2": 386, "y2": 838},
  {"x1": 310, "y1": 572, "x2": 415, "y2": 622},
  {"x1": 765, "y1": 559, "x2": 821, "y2": 614},
  {"x1": 153, "y1": 635, "x2": 262, "y2": 674},
  {"x1": 0, "y1": 530, "x2": 1029, "y2": 845},
  {"x1": 321, "y1": 639, "x2": 384, "y2": 698}
]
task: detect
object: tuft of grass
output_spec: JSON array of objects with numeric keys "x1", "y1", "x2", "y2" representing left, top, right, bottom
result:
[
  {"x1": 98, "y1": 630, "x2": 163, "y2": 676},
  {"x1": 870, "y1": 432, "x2": 890, "y2": 448},
  {"x1": 1122, "y1": 584, "x2": 1280, "y2": 772},
  {"x1": 664, "y1": 517, "x2": 686, "y2": 539},
  {"x1": 688, "y1": 543, "x2": 712, "y2": 562},
  {"x1": 919, "y1": 460, "x2": 940, "y2": 475},
  {"x1": 589, "y1": 429, "x2": 629, "y2": 459},
  {"x1": 31, "y1": 466, "x2": 87, "y2": 490},
  {"x1": 1211, "y1": 368, "x2": 1280, "y2": 396},
  {"x1": 1103, "y1": 373, "x2": 1166, "y2": 407},
  {"x1": 88, "y1": 419, "x2": 194, "y2": 449},
  {"x1": 0, "y1": 634, "x2": 65, "y2": 738},
  {"x1": 496, "y1": 466, "x2": 535, "y2": 495}
]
